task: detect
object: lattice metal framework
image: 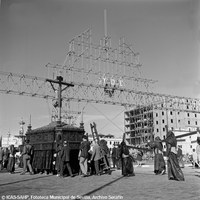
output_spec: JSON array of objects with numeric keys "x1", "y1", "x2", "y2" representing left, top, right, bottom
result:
[
  {"x1": 45, "y1": 28, "x2": 200, "y2": 113},
  {"x1": 47, "y1": 29, "x2": 156, "y2": 101},
  {"x1": 1, "y1": 29, "x2": 200, "y2": 116}
]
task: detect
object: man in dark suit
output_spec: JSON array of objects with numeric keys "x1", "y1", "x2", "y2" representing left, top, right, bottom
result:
[
  {"x1": 60, "y1": 141, "x2": 74, "y2": 178},
  {"x1": 20, "y1": 140, "x2": 34, "y2": 175},
  {"x1": 79, "y1": 135, "x2": 90, "y2": 177},
  {"x1": 90, "y1": 140, "x2": 102, "y2": 175}
]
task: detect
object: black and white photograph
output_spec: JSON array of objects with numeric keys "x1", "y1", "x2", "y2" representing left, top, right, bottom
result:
[{"x1": 0, "y1": 0, "x2": 200, "y2": 199}]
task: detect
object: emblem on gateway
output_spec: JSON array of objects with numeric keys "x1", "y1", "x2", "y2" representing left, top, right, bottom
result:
[{"x1": 99, "y1": 75, "x2": 125, "y2": 97}]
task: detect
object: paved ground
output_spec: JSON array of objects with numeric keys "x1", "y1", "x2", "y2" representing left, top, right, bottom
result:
[{"x1": 0, "y1": 164, "x2": 200, "y2": 200}]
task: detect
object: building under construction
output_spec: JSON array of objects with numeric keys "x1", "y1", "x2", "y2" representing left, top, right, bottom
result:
[
  {"x1": 124, "y1": 98, "x2": 200, "y2": 146},
  {"x1": 124, "y1": 105, "x2": 154, "y2": 145}
]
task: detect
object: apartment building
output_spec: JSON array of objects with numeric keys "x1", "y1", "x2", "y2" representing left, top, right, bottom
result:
[{"x1": 124, "y1": 104, "x2": 200, "y2": 147}]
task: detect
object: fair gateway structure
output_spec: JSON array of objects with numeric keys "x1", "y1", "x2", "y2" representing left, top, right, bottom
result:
[{"x1": 1, "y1": 10, "x2": 200, "y2": 148}]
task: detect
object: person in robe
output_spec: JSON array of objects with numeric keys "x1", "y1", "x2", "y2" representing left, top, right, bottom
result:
[
  {"x1": 32, "y1": 148, "x2": 54, "y2": 175},
  {"x1": 116, "y1": 144, "x2": 121, "y2": 169},
  {"x1": 147, "y1": 136, "x2": 166, "y2": 175},
  {"x1": 0, "y1": 147, "x2": 4, "y2": 171},
  {"x1": 111, "y1": 144, "x2": 118, "y2": 169},
  {"x1": 164, "y1": 131, "x2": 185, "y2": 181},
  {"x1": 99, "y1": 139, "x2": 111, "y2": 173},
  {"x1": 3, "y1": 147, "x2": 9, "y2": 169},
  {"x1": 7, "y1": 145, "x2": 16, "y2": 174},
  {"x1": 177, "y1": 146, "x2": 184, "y2": 168},
  {"x1": 120, "y1": 141, "x2": 135, "y2": 177}
]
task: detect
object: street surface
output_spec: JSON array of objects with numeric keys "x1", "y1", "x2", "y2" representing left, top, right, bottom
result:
[{"x1": 0, "y1": 164, "x2": 200, "y2": 200}]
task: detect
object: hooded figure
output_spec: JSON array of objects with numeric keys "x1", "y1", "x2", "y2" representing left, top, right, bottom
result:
[
  {"x1": 120, "y1": 141, "x2": 135, "y2": 177},
  {"x1": 164, "y1": 131, "x2": 184, "y2": 181},
  {"x1": 7, "y1": 145, "x2": 16, "y2": 174},
  {"x1": 147, "y1": 136, "x2": 166, "y2": 175},
  {"x1": 99, "y1": 139, "x2": 110, "y2": 172}
]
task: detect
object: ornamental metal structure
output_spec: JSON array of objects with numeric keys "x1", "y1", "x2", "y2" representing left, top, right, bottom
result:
[
  {"x1": 45, "y1": 28, "x2": 200, "y2": 114},
  {"x1": 0, "y1": 12, "x2": 200, "y2": 124},
  {"x1": 1, "y1": 28, "x2": 200, "y2": 114},
  {"x1": 45, "y1": 28, "x2": 157, "y2": 107}
]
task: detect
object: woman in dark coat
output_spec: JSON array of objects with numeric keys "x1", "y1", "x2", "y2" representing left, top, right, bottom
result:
[
  {"x1": 164, "y1": 131, "x2": 184, "y2": 181},
  {"x1": 120, "y1": 141, "x2": 135, "y2": 177}
]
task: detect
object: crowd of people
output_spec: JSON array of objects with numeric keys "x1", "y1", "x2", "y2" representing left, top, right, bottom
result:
[{"x1": 1, "y1": 132, "x2": 200, "y2": 182}]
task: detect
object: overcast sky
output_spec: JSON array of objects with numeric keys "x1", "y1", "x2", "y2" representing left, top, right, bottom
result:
[{"x1": 0, "y1": 0, "x2": 200, "y2": 138}]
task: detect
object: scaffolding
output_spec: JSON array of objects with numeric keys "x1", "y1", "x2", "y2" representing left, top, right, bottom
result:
[
  {"x1": 45, "y1": 26, "x2": 156, "y2": 108},
  {"x1": 125, "y1": 105, "x2": 154, "y2": 146}
]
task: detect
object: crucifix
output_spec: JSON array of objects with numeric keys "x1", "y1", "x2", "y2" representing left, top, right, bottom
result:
[{"x1": 46, "y1": 76, "x2": 74, "y2": 124}]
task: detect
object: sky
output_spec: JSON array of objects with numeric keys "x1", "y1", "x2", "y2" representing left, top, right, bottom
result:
[{"x1": 0, "y1": 0, "x2": 200, "y2": 138}]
